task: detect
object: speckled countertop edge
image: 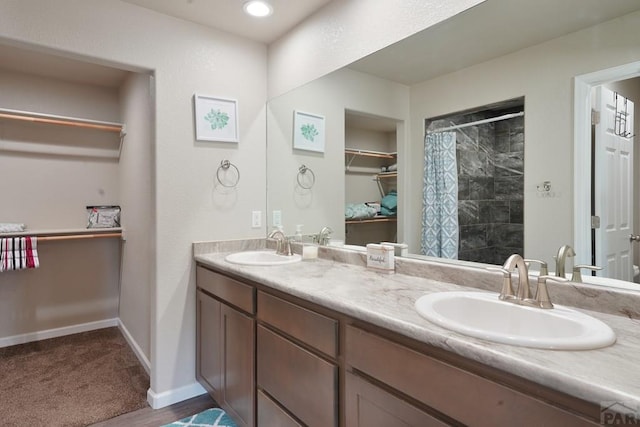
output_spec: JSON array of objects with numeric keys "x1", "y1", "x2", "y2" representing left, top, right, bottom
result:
[{"x1": 193, "y1": 241, "x2": 640, "y2": 408}]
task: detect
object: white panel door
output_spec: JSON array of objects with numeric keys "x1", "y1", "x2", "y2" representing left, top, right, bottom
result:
[{"x1": 594, "y1": 87, "x2": 634, "y2": 281}]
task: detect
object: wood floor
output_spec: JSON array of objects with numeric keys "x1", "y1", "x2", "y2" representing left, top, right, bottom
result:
[{"x1": 90, "y1": 393, "x2": 217, "y2": 427}]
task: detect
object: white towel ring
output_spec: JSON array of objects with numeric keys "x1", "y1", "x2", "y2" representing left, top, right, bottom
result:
[
  {"x1": 297, "y1": 164, "x2": 315, "y2": 189},
  {"x1": 216, "y1": 160, "x2": 240, "y2": 188}
]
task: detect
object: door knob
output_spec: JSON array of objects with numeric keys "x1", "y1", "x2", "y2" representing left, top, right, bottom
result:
[{"x1": 630, "y1": 234, "x2": 640, "y2": 242}]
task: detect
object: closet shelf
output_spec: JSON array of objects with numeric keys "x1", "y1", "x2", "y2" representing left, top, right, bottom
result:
[
  {"x1": 345, "y1": 216, "x2": 397, "y2": 225},
  {"x1": 345, "y1": 148, "x2": 396, "y2": 159},
  {"x1": 0, "y1": 107, "x2": 126, "y2": 159},
  {"x1": 0, "y1": 227, "x2": 123, "y2": 242},
  {"x1": 376, "y1": 172, "x2": 397, "y2": 179},
  {"x1": 0, "y1": 108, "x2": 126, "y2": 135}
]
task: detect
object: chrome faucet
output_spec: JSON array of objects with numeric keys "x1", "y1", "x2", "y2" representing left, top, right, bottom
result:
[
  {"x1": 555, "y1": 245, "x2": 576, "y2": 277},
  {"x1": 314, "y1": 226, "x2": 333, "y2": 246},
  {"x1": 268, "y1": 229, "x2": 292, "y2": 256}
]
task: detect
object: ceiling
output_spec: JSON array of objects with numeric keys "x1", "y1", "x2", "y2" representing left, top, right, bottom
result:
[
  {"x1": 349, "y1": 0, "x2": 640, "y2": 85},
  {"x1": 4, "y1": 0, "x2": 640, "y2": 91},
  {"x1": 0, "y1": 0, "x2": 332, "y2": 88},
  {"x1": 120, "y1": 0, "x2": 333, "y2": 44}
]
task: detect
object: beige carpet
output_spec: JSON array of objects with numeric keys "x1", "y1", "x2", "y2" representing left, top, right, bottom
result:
[{"x1": 0, "y1": 327, "x2": 149, "y2": 426}]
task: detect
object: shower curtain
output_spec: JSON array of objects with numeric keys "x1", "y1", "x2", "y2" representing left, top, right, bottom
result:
[{"x1": 421, "y1": 131, "x2": 459, "y2": 259}]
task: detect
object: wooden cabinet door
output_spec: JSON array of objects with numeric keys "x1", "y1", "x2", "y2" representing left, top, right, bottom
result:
[
  {"x1": 196, "y1": 289, "x2": 222, "y2": 402},
  {"x1": 345, "y1": 372, "x2": 450, "y2": 427},
  {"x1": 221, "y1": 303, "x2": 255, "y2": 427},
  {"x1": 257, "y1": 325, "x2": 337, "y2": 427}
]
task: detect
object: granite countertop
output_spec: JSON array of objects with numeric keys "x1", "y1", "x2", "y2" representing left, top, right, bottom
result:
[{"x1": 194, "y1": 245, "x2": 640, "y2": 410}]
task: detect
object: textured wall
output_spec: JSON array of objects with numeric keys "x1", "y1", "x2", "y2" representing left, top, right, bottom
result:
[
  {"x1": 408, "y1": 10, "x2": 640, "y2": 262},
  {"x1": 268, "y1": 0, "x2": 486, "y2": 99},
  {"x1": 0, "y1": 0, "x2": 267, "y2": 406}
]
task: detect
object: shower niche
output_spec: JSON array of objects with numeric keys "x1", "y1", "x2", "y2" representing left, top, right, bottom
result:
[{"x1": 424, "y1": 98, "x2": 524, "y2": 265}]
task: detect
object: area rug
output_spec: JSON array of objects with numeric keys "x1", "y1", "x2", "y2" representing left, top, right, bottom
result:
[{"x1": 162, "y1": 408, "x2": 237, "y2": 427}]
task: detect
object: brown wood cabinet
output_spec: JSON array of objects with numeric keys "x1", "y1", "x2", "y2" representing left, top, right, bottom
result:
[
  {"x1": 345, "y1": 371, "x2": 450, "y2": 427},
  {"x1": 196, "y1": 267, "x2": 255, "y2": 427},
  {"x1": 345, "y1": 325, "x2": 598, "y2": 427},
  {"x1": 196, "y1": 264, "x2": 602, "y2": 427},
  {"x1": 256, "y1": 291, "x2": 339, "y2": 427}
]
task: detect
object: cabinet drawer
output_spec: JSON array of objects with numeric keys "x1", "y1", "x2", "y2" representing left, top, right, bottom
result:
[
  {"x1": 346, "y1": 325, "x2": 596, "y2": 427},
  {"x1": 257, "y1": 390, "x2": 302, "y2": 427},
  {"x1": 345, "y1": 371, "x2": 449, "y2": 427},
  {"x1": 257, "y1": 325, "x2": 338, "y2": 427},
  {"x1": 197, "y1": 266, "x2": 255, "y2": 314},
  {"x1": 257, "y1": 291, "x2": 338, "y2": 357}
]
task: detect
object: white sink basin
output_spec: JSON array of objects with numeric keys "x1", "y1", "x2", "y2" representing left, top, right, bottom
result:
[
  {"x1": 415, "y1": 291, "x2": 616, "y2": 350},
  {"x1": 225, "y1": 250, "x2": 302, "y2": 266}
]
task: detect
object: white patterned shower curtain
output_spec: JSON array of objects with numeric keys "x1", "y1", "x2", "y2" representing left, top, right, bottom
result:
[{"x1": 421, "y1": 131, "x2": 459, "y2": 259}]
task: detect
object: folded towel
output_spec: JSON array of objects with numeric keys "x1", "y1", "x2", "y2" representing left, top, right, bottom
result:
[
  {"x1": 0, "y1": 237, "x2": 38, "y2": 272},
  {"x1": 0, "y1": 223, "x2": 26, "y2": 233},
  {"x1": 345, "y1": 203, "x2": 378, "y2": 220},
  {"x1": 381, "y1": 190, "x2": 398, "y2": 213}
]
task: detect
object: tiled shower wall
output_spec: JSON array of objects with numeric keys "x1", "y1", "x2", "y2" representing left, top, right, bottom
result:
[{"x1": 427, "y1": 109, "x2": 524, "y2": 264}]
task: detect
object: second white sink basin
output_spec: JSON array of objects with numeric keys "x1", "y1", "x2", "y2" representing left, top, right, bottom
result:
[
  {"x1": 415, "y1": 291, "x2": 616, "y2": 350},
  {"x1": 225, "y1": 250, "x2": 302, "y2": 266}
]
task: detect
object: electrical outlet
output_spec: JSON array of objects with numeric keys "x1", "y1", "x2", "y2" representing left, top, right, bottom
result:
[
  {"x1": 272, "y1": 210, "x2": 282, "y2": 227},
  {"x1": 251, "y1": 211, "x2": 262, "y2": 228}
]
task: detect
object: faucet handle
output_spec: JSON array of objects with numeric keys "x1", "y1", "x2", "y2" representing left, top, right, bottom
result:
[
  {"x1": 571, "y1": 265, "x2": 603, "y2": 283},
  {"x1": 524, "y1": 259, "x2": 549, "y2": 276},
  {"x1": 535, "y1": 275, "x2": 569, "y2": 309},
  {"x1": 487, "y1": 267, "x2": 515, "y2": 300}
]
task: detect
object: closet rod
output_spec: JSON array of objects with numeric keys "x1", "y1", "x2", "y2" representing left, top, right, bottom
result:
[
  {"x1": 0, "y1": 108, "x2": 125, "y2": 135},
  {"x1": 427, "y1": 111, "x2": 524, "y2": 134},
  {"x1": 36, "y1": 232, "x2": 122, "y2": 242}
]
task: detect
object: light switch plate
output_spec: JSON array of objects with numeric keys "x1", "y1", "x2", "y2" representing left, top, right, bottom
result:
[{"x1": 252, "y1": 211, "x2": 261, "y2": 228}]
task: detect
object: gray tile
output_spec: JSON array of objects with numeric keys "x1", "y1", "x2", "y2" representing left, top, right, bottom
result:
[
  {"x1": 458, "y1": 176, "x2": 470, "y2": 200},
  {"x1": 510, "y1": 200, "x2": 524, "y2": 224},
  {"x1": 487, "y1": 223, "x2": 524, "y2": 248},
  {"x1": 494, "y1": 152, "x2": 524, "y2": 177},
  {"x1": 494, "y1": 176, "x2": 523, "y2": 201},
  {"x1": 469, "y1": 177, "x2": 495, "y2": 200},
  {"x1": 459, "y1": 151, "x2": 489, "y2": 177},
  {"x1": 458, "y1": 200, "x2": 479, "y2": 225},
  {"x1": 460, "y1": 224, "x2": 487, "y2": 251}
]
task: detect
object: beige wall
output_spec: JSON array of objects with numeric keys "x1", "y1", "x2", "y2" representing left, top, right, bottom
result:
[
  {"x1": 118, "y1": 72, "x2": 154, "y2": 369},
  {"x1": 0, "y1": 69, "x2": 121, "y2": 227},
  {"x1": 407, "y1": 10, "x2": 640, "y2": 262},
  {"x1": 0, "y1": 0, "x2": 266, "y2": 407},
  {"x1": 268, "y1": 0, "x2": 485, "y2": 98},
  {"x1": 0, "y1": 69, "x2": 122, "y2": 342},
  {"x1": 267, "y1": 67, "x2": 409, "y2": 240}
]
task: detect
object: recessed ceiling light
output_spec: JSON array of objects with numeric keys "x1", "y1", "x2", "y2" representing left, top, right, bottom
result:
[{"x1": 243, "y1": 0, "x2": 273, "y2": 17}]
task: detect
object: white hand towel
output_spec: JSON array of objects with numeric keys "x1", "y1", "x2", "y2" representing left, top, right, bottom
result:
[{"x1": 0, "y1": 223, "x2": 26, "y2": 233}]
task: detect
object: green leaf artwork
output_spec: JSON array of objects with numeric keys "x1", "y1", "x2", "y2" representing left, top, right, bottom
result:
[
  {"x1": 204, "y1": 109, "x2": 229, "y2": 130},
  {"x1": 300, "y1": 123, "x2": 319, "y2": 142}
]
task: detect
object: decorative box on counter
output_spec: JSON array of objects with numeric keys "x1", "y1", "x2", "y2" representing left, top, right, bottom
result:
[{"x1": 366, "y1": 243, "x2": 395, "y2": 273}]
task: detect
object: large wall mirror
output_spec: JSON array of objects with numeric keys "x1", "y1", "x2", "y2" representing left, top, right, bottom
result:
[{"x1": 266, "y1": 0, "x2": 640, "y2": 290}]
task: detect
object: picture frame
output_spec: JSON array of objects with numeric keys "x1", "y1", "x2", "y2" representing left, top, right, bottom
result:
[
  {"x1": 293, "y1": 110, "x2": 325, "y2": 153},
  {"x1": 194, "y1": 94, "x2": 239, "y2": 142}
]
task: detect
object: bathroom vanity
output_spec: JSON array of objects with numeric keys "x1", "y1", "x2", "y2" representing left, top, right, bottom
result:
[{"x1": 194, "y1": 242, "x2": 640, "y2": 427}]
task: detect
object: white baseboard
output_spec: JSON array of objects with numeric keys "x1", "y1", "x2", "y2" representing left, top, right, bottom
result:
[
  {"x1": 0, "y1": 318, "x2": 119, "y2": 348},
  {"x1": 117, "y1": 319, "x2": 151, "y2": 375},
  {"x1": 147, "y1": 382, "x2": 207, "y2": 409}
]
